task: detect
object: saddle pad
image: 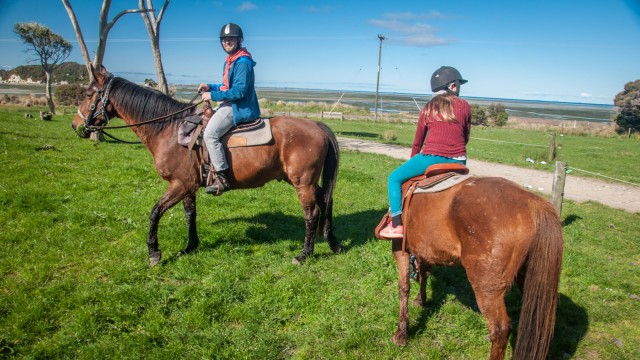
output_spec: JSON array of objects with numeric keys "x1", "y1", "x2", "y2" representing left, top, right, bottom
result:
[
  {"x1": 223, "y1": 118, "x2": 273, "y2": 148},
  {"x1": 412, "y1": 174, "x2": 473, "y2": 194}
]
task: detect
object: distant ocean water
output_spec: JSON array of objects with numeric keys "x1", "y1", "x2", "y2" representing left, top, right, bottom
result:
[
  {"x1": 174, "y1": 86, "x2": 616, "y2": 123},
  {"x1": 0, "y1": 81, "x2": 615, "y2": 124}
]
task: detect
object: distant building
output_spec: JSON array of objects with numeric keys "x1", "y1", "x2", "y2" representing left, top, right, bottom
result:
[{"x1": 5, "y1": 74, "x2": 43, "y2": 84}]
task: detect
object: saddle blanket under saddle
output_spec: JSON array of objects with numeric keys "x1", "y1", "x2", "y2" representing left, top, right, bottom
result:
[
  {"x1": 410, "y1": 173, "x2": 473, "y2": 194},
  {"x1": 223, "y1": 118, "x2": 272, "y2": 148},
  {"x1": 178, "y1": 117, "x2": 273, "y2": 148}
]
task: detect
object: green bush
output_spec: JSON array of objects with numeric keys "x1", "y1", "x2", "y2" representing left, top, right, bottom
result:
[
  {"x1": 471, "y1": 104, "x2": 488, "y2": 125},
  {"x1": 613, "y1": 79, "x2": 640, "y2": 134},
  {"x1": 494, "y1": 111, "x2": 509, "y2": 126},
  {"x1": 382, "y1": 130, "x2": 398, "y2": 141},
  {"x1": 54, "y1": 83, "x2": 85, "y2": 106}
]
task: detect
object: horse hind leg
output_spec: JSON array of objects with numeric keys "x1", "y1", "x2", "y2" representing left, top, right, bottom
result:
[
  {"x1": 292, "y1": 185, "x2": 320, "y2": 265},
  {"x1": 474, "y1": 290, "x2": 511, "y2": 360},
  {"x1": 315, "y1": 186, "x2": 341, "y2": 254},
  {"x1": 413, "y1": 260, "x2": 432, "y2": 308}
]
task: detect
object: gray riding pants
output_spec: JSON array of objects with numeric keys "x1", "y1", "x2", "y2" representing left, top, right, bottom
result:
[{"x1": 203, "y1": 104, "x2": 234, "y2": 172}]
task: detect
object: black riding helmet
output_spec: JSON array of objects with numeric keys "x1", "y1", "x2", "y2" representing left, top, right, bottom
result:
[
  {"x1": 219, "y1": 23, "x2": 244, "y2": 43},
  {"x1": 430, "y1": 66, "x2": 468, "y2": 93}
]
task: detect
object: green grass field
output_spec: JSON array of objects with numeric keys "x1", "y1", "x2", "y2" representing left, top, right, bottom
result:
[
  {"x1": 1, "y1": 106, "x2": 639, "y2": 359},
  {"x1": 319, "y1": 118, "x2": 640, "y2": 186}
]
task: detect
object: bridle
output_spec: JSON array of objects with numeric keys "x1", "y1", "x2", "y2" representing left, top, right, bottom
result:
[
  {"x1": 77, "y1": 76, "x2": 203, "y2": 133},
  {"x1": 77, "y1": 77, "x2": 114, "y2": 131}
]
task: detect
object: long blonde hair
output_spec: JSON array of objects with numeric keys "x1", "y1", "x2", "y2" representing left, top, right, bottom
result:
[{"x1": 422, "y1": 94, "x2": 457, "y2": 123}]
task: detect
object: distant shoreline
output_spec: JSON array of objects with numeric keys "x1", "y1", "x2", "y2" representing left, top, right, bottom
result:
[{"x1": 0, "y1": 83, "x2": 616, "y2": 124}]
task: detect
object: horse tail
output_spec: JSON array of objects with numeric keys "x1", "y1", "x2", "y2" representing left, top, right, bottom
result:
[
  {"x1": 513, "y1": 200, "x2": 563, "y2": 360},
  {"x1": 316, "y1": 122, "x2": 339, "y2": 243}
]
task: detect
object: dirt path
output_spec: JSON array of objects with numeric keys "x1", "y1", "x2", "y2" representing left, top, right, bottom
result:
[{"x1": 338, "y1": 137, "x2": 640, "y2": 213}]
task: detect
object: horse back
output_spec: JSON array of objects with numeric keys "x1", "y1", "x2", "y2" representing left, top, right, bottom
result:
[
  {"x1": 225, "y1": 116, "x2": 330, "y2": 188},
  {"x1": 406, "y1": 177, "x2": 554, "y2": 272}
]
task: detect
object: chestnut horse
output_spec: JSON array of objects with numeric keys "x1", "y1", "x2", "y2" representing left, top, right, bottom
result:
[
  {"x1": 72, "y1": 65, "x2": 341, "y2": 266},
  {"x1": 390, "y1": 177, "x2": 563, "y2": 359}
]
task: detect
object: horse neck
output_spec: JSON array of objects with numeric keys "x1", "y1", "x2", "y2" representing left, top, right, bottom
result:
[{"x1": 108, "y1": 79, "x2": 187, "y2": 148}]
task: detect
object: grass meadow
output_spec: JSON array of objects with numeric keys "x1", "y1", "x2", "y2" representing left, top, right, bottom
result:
[
  {"x1": 0, "y1": 106, "x2": 639, "y2": 359},
  {"x1": 319, "y1": 118, "x2": 640, "y2": 186}
]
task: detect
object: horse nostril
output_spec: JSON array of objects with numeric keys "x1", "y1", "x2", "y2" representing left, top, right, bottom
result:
[{"x1": 72, "y1": 123, "x2": 76, "y2": 130}]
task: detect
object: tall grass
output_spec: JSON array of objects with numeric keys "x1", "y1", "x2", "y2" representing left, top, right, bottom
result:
[{"x1": 0, "y1": 106, "x2": 639, "y2": 359}]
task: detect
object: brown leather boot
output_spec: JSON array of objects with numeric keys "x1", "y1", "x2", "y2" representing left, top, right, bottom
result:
[{"x1": 205, "y1": 170, "x2": 231, "y2": 195}]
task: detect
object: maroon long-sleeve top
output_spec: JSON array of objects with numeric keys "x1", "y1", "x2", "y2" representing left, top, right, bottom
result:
[{"x1": 410, "y1": 96, "x2": 471, "y2": 158}]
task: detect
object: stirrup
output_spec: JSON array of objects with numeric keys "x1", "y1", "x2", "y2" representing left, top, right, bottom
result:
[{"x1": 205, "y1": 175, "x2": 230, "y2": 196}]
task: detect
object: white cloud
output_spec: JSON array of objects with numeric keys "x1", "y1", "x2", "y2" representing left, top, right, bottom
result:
[
  {"x1": 580, "y1": 92, "x2": 592, "y2": 98},
  {"x1": 305, "y1": 5, "x2": 334, "y2": 13},
  {"x1": 238, "y1": 1, "x2": 257, "y2": 11},
  {"x1": 383, "y1": 11, "x2": 448, "y2": 20},
  {"x1": 369, "y1": 19, "x2": 437, "y2": 34},
  {"x1": 368, "y1": 15, "x2": 449, "y2": 47}
]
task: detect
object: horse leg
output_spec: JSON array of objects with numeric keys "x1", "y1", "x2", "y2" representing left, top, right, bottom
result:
[
  {"x1": 315, "y1": 187, "x2": 341, "y2": 254},
  {"x1": 413, "y1": 261, "x2": 432, "y2": 308},
  {"x1": 147, "y1": 184, "x2": 187, "y2": 266},
  {"x1": 292, "y1": 185, "x2": 320, "y2": 265},
  {"x1": 474, "y1": 290, "x2": 511, "y2": 360},
  {"x1": 391, "y1": 238, "x2": 411, "y2": 346},
  {"x1": 177, "y1": 192, "x2": 199, "y2": 256}
]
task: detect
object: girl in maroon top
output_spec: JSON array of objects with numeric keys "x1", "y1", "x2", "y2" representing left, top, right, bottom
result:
[{"x1": 379, "y1": 66, "x2": 471, "y2": 239}]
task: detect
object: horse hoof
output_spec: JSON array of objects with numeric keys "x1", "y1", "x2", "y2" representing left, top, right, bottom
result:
[
  {"x1": 177, "y1": 247, "x2": 196, "y2": 257},
  {"x1": 391, "y1": 333, "x2": 407, "y2": 346},
  {"x1": 292, "y1": 256, "x2": 304, "y2": 266},
  {"x1": 149, "y1": 252, "x2": 162, "y2": 267}
]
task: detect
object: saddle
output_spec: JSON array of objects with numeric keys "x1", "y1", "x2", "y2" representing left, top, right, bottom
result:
[
  {"x1": 374, "y1": 163, "x2": 471, "y2": 252},
  {"x1": 177, "y1": 102, "x2": 274, "y2": 188},
  {"x1": 178, "y1": 104, "x2": 273, "y2": 150}
]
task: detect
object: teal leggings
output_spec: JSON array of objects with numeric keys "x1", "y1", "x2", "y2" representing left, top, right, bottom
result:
[{"x1": 388, "y1": 154, "x2": 465, "y2": 217}]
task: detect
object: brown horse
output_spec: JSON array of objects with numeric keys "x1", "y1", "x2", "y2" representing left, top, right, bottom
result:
[
  {"x1": 389, "y1": 176, "x2": 563, "y2": 360},
  {"x1": 72, "y1": 65, "x2": 341, "y2": 266}
]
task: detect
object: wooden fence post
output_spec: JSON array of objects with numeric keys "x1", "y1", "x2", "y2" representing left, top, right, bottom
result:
[
  {"x1": 552, "y1": 161, "x2": 567, "y2": 214},
  {"x1": 548, "y1": 132, "x2": 556, "y2": 162}
]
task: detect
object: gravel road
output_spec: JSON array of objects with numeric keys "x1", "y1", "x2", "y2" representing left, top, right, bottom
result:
[{"x1": 338, "y1": 137, "x2": 640, "y2": 213}]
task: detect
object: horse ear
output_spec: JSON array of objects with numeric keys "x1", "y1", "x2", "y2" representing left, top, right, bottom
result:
[
  {"x1": 90, "y1": 64, "x2": 110, "y2": 84},
  {"x1": 99, "y1": 65, "x2": 109, "y2": 76}
]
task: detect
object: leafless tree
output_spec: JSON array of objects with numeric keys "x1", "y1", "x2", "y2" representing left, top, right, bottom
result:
[
  {"x1": 14, "y1": 22, "x2": 72, "y2": 114},
  {"x1": 139, "y1": 0, "x2": 170, "y2": 94},
  {"x1": 61, "y1": 0, "x2": 151, "y2": 83}
]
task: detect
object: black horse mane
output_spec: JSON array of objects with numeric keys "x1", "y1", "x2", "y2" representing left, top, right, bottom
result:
[{"x1": 109, "y1": 77, "x2": 194, "y2": 134}]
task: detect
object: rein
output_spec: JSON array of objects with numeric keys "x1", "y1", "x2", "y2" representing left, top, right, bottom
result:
[{"x1": 78, "y1": 79, "x2": 203, "y2": 132}]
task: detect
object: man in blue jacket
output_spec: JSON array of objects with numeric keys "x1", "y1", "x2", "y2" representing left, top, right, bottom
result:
[{"x1": 198, "y1": 23, "x2": 260, "y2": 195}]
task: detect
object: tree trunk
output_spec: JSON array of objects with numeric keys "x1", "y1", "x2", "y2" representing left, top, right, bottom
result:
[
  {"x1": 44, "y1": 71, "x2": 56, "y2": 114},
  {"x1": 140, "y1": 0, "x2": 170, "y2": 94},
  {"x1": 61, "y1": 0, "x2": 94, "y2": 83},
  {"x1": 62, "y1": 0, "x2": 151, "y2": 77},
  {"x1": 152, "y1": 38, "x2": 169, "y2": 94}
]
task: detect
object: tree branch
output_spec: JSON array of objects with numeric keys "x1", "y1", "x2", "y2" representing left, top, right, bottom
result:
[
  {"x1": 61, "y1": 0, "x2": 93, "y2": 82},
  {"x1": 106, "y1": 9, "x2": 153, "y2": 33},
  {"x1": 156, "y1": 0, "x2": 170, "y2": 25}
]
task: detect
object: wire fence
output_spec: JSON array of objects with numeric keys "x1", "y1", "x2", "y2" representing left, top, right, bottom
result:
[{"x1": 269, "y1": 110, "x2": 638, "y2": 187}]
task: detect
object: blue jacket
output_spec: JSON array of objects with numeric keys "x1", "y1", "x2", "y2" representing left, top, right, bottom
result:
[{"x1": 208, "y1": 56, "x2": 261, "y2": 125}]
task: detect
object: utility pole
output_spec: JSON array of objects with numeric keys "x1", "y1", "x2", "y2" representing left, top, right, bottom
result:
[{"x1": 374, "y1": 34, "x2": 386, "y2": 121}]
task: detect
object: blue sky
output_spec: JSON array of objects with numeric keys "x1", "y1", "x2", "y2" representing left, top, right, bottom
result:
[{"x1": 1, "y1": 0, "x2": 639, "y2": 104}]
